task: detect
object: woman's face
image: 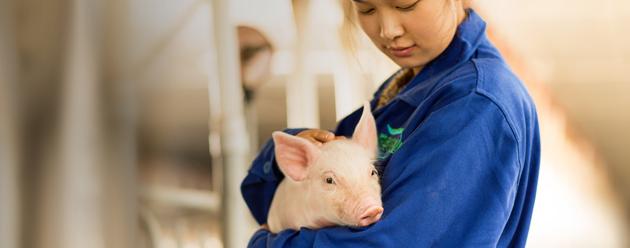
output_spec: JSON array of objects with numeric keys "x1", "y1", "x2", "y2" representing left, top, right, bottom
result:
[{"x1": 351, "y1": 0, "x2": 466, "y2": 74}]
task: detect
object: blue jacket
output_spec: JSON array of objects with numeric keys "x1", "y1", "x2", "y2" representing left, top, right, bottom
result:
[{"x1": 241, "y1": 9, "x2": 540, "y2": 248}]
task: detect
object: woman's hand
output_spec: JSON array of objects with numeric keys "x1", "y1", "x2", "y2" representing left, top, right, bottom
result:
[{"x1": 296, "y1": 129, "x2": 346, "y2": 146}]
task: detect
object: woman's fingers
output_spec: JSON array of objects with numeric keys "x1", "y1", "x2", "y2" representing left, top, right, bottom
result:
[
  {"x1": 296, "y1": 129, "x2": 348, "y2": 146},
  {"x1": 313, "y1": 130, "x2": 334, "y2": 142},
  {"x1": 306, "y1": 137, "x2": 323, "y2": 146},
  {"x1": 297, "y1": 129, "x2": 335, "y2": 146}
]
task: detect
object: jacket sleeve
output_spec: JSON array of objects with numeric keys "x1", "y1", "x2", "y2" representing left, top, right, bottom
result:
[{"x1": 245, "y1": 94, "x2": 524, "y2": 248}]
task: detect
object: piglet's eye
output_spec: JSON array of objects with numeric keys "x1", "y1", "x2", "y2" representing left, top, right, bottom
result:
[
  {"x1": 371, "y1": 169, "x2": 378, "y2": 176},
  {"x1": 325, "y1": 177, "x2": 336, "y2": 185}
]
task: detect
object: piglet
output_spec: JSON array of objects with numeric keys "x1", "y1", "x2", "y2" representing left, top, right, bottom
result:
[{"x1": 267, "y1": 102, "x2": 383, "y2": 233}]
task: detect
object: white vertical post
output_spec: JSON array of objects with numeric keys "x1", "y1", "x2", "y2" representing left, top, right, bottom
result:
[
  {"x1": 101, "y1": 1, "x2": 138, "y2": 247},
  {"x1": 287, "y1": 0, "x2": 320, "y2": 128},
  {"x1": 209, "y1": 0, "x2": 253, "y2": 247},
  {"x1": 35, "y1": 0, "x2": 136, "y2": 247},
  {"x1": 52, "y1": 0, "x2": 106, "y2": 247},
  {"x1": 331, "y1": 53, "x2": 368, "y2": 120}
]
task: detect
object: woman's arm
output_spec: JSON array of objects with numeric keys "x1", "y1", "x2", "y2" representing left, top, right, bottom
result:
[{"x1": 244, "y1": 94, "x2": 533, "y2": 247}]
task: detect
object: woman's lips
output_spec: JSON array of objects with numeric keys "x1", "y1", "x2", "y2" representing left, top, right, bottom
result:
[{"x1": 388, "y1": 45, "x2": 415, "y2": 57}]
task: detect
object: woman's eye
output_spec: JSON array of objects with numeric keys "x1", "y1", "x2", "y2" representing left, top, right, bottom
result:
[
  {"x1": 358, "y1": 8, "x2": 375, "y2": 15},
  {"x1": 371, "y1": 169, "x2": 378, "y2": 176},
  {"x1": 397, "y1": 0, "x2": 420, "y2": 11},
  {"x1": 325, "y1": 177, "x2": 336, "y2": 184}
]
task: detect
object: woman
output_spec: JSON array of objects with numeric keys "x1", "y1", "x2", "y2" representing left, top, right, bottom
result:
[{"x1": 241, "y1": 0, "x2": 540, "y2": 247}]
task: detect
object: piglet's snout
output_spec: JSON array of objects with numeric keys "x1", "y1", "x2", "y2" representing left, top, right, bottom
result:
[
  {"x1": 356, "y1": 197, "x2": 383, "y2": 226},
  {"x1": 358, "y1": 205, "x2": 383, "y2": 226}
]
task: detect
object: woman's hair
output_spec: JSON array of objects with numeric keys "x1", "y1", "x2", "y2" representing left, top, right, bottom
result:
[{"x1": 339, "y1": 0, "x2": 359, "y2": 54}]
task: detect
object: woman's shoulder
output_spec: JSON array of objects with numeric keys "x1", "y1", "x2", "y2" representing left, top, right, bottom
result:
[
  {"x1": 439, "y1": 58, "x2": 535, "y2": 115},
  {"x1": 469, "y1": 57, "x2": 537, "y2": 132},
  {"x1": 471, "y1": 58, "x2": 533, "y2": 106},
  {"x1": 419, "y1": 58, "x2": 537, "y2": 142},
  {"x1": 440, "y1": 58, "x2": 531, "y2": 103},
  {"x1": 445, "y1": 58, "x2": 538, "y2": 146}
]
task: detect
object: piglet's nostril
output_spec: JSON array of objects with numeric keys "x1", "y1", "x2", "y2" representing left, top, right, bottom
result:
[{"x1": 358, "y1": 206, "x2": 384, "y2": 226}]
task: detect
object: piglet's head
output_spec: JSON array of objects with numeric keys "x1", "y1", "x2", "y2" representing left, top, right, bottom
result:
[{"x1": 272, "y1": 102, "x2": 383, "y2": 228}]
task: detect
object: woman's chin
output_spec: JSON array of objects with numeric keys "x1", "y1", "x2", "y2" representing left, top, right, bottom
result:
[{"x1": 389, "y1": 57, "x2": 427, "y2": 70}]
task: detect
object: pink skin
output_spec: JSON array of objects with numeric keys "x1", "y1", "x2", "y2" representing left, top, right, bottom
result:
[{"x1": 267, "y1": 102, "x2": 383, "y2": 233}]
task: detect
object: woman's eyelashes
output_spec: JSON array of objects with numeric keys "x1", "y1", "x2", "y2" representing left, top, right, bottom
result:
[
  {"x1": 396, "y1": 0, "x2": 421, "y2": 11},
  {"x1": 358, "y1": 7, "x2": 375, "y2": 15},
  {"x1": 357, "y1": 0, "x2": 421, "y2": 15}
]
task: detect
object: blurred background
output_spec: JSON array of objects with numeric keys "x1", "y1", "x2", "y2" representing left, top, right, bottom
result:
[{"x1": 1, "y1": 0, "x2": 629, "y2": 247}]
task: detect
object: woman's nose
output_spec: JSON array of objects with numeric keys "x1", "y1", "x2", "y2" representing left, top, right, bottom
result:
[{"x1": 379, "y1": 14, "x2": 404, "y2": 41}]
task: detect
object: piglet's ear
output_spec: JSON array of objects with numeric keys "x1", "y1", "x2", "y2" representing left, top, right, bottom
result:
[
  {"x1": 272, "y1": 131, "x2": 320, "y2": 181},
  {"x1": 352, "y1": 102, "x2": 377, "y2": 158}
]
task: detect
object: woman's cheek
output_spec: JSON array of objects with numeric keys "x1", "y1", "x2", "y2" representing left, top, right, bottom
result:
[{"x1": 358, "y1": 20, "x2": 381, "y2": 43}]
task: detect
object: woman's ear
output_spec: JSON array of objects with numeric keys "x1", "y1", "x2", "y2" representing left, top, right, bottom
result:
[
  {"x1": 352, "y1": 102, "x2": 378, "y2": 158},
  {"x1": 272, "y1": 131, "x2": 321, "y2": 181}
]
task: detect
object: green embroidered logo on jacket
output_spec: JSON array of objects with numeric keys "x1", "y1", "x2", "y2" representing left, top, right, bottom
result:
[{"x1": 377, "y1": 124, "x2": 404, "y2": 160}]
